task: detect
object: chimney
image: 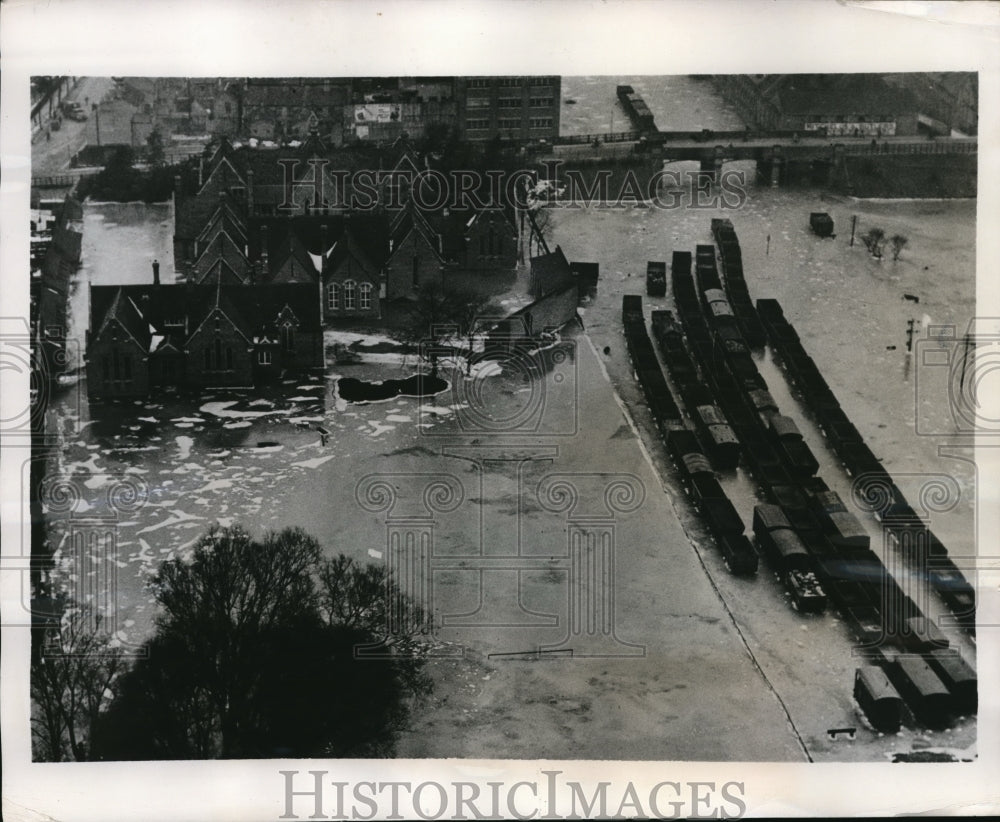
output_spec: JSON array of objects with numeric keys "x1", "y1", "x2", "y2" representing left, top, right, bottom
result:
[{"x1": 152, "y1": 258, "x2": 161, "y2": 285}]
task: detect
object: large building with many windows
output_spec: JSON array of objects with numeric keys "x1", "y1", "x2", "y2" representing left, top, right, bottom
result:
[{"x1": 454, "y1": 76, "x2": 561, "y2": 143}]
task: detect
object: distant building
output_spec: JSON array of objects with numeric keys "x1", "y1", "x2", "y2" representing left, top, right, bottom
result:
[
  {"x1": 712, "y1": 74, "x2": 923, "y2": 137},
  {"x1": 242, "y1": 77, "x2": 353, "y2": 144},
  {"x1": 173, "y1": 137, "x2": 522, "y2": 323},
  {"x1": 455, "y1": 76, "x2": 561, "y2": 143},
  {"x1": 86, "y1": 277, "x2": 323, "y2": 400},
  {"x1": 883, "y1": 72, "x2": 978, "y2": 135}
]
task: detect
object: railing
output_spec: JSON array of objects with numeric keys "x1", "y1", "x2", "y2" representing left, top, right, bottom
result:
[
  {"x1": 840, "y1": 140, "x2": 977, "y2": 156},
  {"x1": 31, "y1": 174, "x2": 90, "y2": 188},
  {"x1": 557, "y1": 130, "x2": 641, "y2": 145}
]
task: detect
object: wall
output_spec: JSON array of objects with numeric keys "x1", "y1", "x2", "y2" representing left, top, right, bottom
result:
[
  {"x1": 86, "y1": 337, "x2": 150, "y2": 399},
  {"x1": 186, "y1": 315, "x2": 255, "y2": 388}
]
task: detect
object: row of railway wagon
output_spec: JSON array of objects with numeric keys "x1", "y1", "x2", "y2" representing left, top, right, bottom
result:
[
  {"x1": 620, "y1": 224, "x2": 976, "y2": 736},
  {"x1": 615, "y1": 85, "x2": 657, "y2": 134}
]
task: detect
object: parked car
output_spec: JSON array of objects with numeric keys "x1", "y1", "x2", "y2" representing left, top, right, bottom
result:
[{"x1": 61, "y1": 101, "x2": 88, "y2": 121}]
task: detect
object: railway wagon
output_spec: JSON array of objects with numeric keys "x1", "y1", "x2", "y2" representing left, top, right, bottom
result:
[
  {"x1": 888, "y1": 655, "x2": 954, "y2": 729},
  {"x1": 901, "y1": 616, "x2": 950, "y2": 654},
  {"x1": 646, "y1": 261, "x2": 667, "y2": 297},
  {"x1": 622, "y1": 294, "x2": 644, "y2": 326},
  {"x1": 694, "y1": 245, "x2": 722, "y2": 291},
  {"x1": 854, "y1": 666, "x2": 903, "y2": 733},
  {"x1": 845, "y1": 604, "x2": 887, "y2": 648},
  {"x1": 748, "y1": 388, "x2": 778, "y2": 418},
  {"x1": 753, "y1": 504, "x2": 811, "y2": 571},
  {"x1": 810, "y1": 490, "x2": 870, "y2": 553},
  {"x1": 768, "y1": 415, "x2": 820, "y2": 477},
  {"x1": 753, "y1": 503, "x2": 825, "y2": 611},
  {"x1": 689, "y1": 475, "x2": 741, "y2": 522},
  {"x1": 691, "y1": 404, "x2": 740, "y2": 469},
  {"x1": 666, "y1": 429, "x2": 714, "y2": 480},
  {"x1": 718, "y1": 533, "x2": 759, "y2": 576},
  {"x1": 926, "y1": 649, "x2": 977, "y2": 715}
]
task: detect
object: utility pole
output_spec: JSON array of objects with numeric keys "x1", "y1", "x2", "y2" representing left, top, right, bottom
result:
[
  {"x1": 959, "y1": 331, "x2": 973, "y2": 395},
  {"x1": 850, "y1": 214, "x2": 858, "y2": 247}
]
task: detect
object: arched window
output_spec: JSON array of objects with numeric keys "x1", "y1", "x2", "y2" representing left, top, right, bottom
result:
[
  {"x1": 359, "y1": 282, "x2": 373, "y2": 310},
  {"x1": 280, "y1": 323, "x2": 295, "y2": 351},
  {"x1": 343, "y1": 280, "x2": 357, "y2": 310},
  {"x1": 327, "y1": 282, "x2": 339, "y2": 311}
]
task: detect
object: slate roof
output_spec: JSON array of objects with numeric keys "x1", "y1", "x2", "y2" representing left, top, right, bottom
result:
[
  {"x1": 192, "y1": 232, "x2": 250, "y2": 285},
  {"x1": 90, "y1": 283, "x2": 322, "y2": 351}
]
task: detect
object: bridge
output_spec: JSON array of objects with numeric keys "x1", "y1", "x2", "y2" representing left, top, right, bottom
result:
[{"x1": 553, "y1": 130, "x2": 976, "y2": 187}]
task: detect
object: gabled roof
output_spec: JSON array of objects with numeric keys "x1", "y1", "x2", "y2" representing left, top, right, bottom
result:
[
  {"x1": 94, "y1": 288, "x2": 151, "y2": 350},
  {"x1": 192, "y1": 231, "x2": 250, "y2": 285},
  {"x1": 247, "y1": 215, "x2": 390, "y2": 281},
  {"x1": 187, "y1": 281, "x2": 253, "y2": 344},
  {"x1": 198, "y1": 155, "x2": 247, "y2": 197},
  {"x1": 327, "y1": 228, "x2": 380, "y2": 280},
  {"x1": 90, "y1": 284, "x2": 322, "y2": 352},
  {"x1": 195, "y1": 199, "x2": 248, "y2": 248},
  {"x1": 270, "y1": 230, "x2": 321, "y2": 284},
  {"x1": 388, "y1": 201, "x2": 445, "y2": 264}
]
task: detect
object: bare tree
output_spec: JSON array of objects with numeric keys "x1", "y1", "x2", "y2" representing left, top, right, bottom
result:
[
  {"x1": 861, "y1": 227, "x2": 887, "y2": 259},
  {"x1": 318, "y1": 554, "x2": 429, "y2": 643},
  {"x1": 890, "y1": 234, "x2": 909, "y2": 261},
  {"x1": 31, "y1": 604, "x2": 125, "y2": 761},
  {"x1": 403, "y1": 284, "x2": 498, "y2": 377},
  {"x1": 89, "y1": 525, "x2": 432, "y2": 759}
]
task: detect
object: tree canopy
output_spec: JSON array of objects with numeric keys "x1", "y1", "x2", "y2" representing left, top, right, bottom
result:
[{"x1": 36, "y1": 525, "x2": 432, "y2": 761}]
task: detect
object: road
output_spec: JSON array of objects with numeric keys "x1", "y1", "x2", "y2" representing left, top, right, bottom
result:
[{"x1": 32, "y1": 77, "x2": 116, "y2": 175}]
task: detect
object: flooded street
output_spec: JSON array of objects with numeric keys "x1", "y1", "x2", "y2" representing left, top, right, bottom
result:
[
  {"x1": 40, "y1": 83, "x2": 976, "y2": 762},
  {"x1": 561, "y1": 75, "x2": 745, "y2": 135}
]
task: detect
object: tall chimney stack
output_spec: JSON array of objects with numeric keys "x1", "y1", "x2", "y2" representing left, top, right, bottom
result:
[{"x1": 152, "y1": 258, "x2": 161, "y2": 285}]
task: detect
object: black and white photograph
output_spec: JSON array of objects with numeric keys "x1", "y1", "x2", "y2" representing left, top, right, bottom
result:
[{"x1": 3, "y1": 1, "x2": 998, "y2": 819}]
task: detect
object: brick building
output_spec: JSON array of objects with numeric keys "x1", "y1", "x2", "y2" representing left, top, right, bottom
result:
[
  {"x1": 173, "y1": 136, "x2": 524, "y2": 323},
  {"x1": 86, "y1": 277, "x2": 323, "y2": 400},
  {"x1": 712, "y1": 74, "x2": 922, "y2": 137},
  {"x1": 455, "y1": 76, "x2": 561, "y2": 143}
]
